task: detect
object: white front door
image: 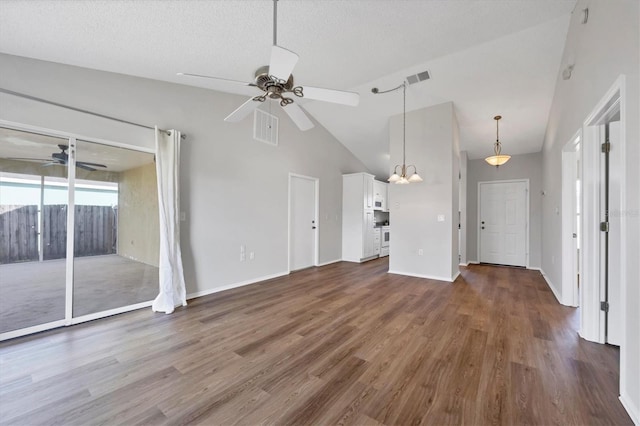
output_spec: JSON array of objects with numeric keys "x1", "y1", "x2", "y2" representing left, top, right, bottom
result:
[
  {"x1": 289, "y1": 174, "x2": 317, "y2": 271},
  {"x1": 479, "y1": 181, "x2": 528, "y2": 267}
]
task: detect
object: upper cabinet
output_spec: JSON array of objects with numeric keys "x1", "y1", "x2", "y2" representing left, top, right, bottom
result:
[
  {"x1": 373, "y1": 179, "x2": 389, "y2": 212},
  {"x1": 343, "y1": 172, "x2": 375, "y2": 211},
  {"x1": 364, "y1": 174, "x2": 374, "y2": 210}
]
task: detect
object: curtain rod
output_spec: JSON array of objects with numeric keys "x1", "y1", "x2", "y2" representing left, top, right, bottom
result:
[{"x1": 0, "y1": 88, "x2": 186, "y2": 139}]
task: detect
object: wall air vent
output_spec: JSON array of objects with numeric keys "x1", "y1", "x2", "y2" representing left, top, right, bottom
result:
[
  {"x1": 406, "y1": 70, "x2": 431, "y2": 85},
  {"x1": 254, "y1": 109, "x2": 278, "y2": 146}
]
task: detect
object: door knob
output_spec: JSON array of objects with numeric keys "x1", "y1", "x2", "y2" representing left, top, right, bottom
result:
[
  {"x1": 312, "y1": 226, "x2": 316, "y2": 229},
  {"x1": 481, "y1": 226, "x2": 485, "y2": 229},
  {"x1": 481, "y1": 221, "x2": 485, "y2": 224}
]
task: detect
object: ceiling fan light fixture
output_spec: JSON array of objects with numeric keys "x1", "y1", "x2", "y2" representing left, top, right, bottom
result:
[
  {"x1": 485, "y1": 115, "x2": 510, "y2": 167},
  {"x1": 177, "y1": 0, "x2": 359, "y2": 131}
]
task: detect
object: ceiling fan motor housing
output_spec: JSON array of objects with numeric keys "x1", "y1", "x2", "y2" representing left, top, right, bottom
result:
[{"x1": 254, "y1": 65, "x2": 294, "y2": 91}]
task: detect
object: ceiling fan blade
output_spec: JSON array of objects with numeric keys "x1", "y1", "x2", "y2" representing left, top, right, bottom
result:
[
  {"x1": 76, "y1": 163, "x2": 96, "y2": 172},
  {"x1": 177, "y1": 73, "x2": 258, "y2": 97},
  {"x1": 224, "y1": 98, "x2": 261, "y2": 123},
  {"x1": 77, "y1": 161, "x2": 107, "y2": 168},
  {"x1": 283, "y1": 103, "x2": 314, "y2": 131},
  {"x1": 3, "y1": 157, "x2": 51, "y2": 163},
  {"x1": 177, "y1": 73, "x2": 256, "y2": 88},
  {"x1": 269, "y1": 45, "x2": 299, "y2": 81},
  {"x1": 301, "y1": 86, "x2": 360, "y2": 106}
]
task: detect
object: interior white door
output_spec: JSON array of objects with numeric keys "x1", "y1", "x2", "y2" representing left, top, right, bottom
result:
[
  {"x1": 479, "y1": 181, "x2": 527, "y2": 267},
  {"x1": 289, "y1": 175, "x2": 317, "y2": 271},
  {"x1": 604, "y1": 121, "x2": 622, "y2": 345}
]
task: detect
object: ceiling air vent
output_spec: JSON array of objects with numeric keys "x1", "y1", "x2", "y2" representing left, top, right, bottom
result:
[
  {"x1": 406, "y1": 70, "x2": 431, "y2": 85},
  {"x1": 254, "y1": 109, "x2": 278, "y2": 146}
]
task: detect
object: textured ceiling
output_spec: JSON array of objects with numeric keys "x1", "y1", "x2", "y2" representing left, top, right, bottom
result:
[{"x1": 0, "y1": 0, "x2": 576, "y2": 178}]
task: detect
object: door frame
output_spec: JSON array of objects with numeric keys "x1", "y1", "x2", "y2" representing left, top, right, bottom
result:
[
  {"x1": 579, "y1": 75, "x2": 627, "y2": 349},
  {"x1": 0, "y1": 119, "x2": 155, "y2": 342},
  {"x1": 477, "y1": 179, "x2": 530, "y2": 268},
  {"x1": 287, "y1": 172, "x2": 319, "y2": 272},
  {"x1": 561, "y1": 130, "x2": 581, "y2": 307}
]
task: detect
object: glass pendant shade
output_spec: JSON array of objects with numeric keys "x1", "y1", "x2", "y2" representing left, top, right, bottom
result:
[
  {"x1": 485, "y1": 154, "x2": 511, "y2": 166},
  {"x1": 408, "y1": 173, "x2": 423, "y2": 183}
]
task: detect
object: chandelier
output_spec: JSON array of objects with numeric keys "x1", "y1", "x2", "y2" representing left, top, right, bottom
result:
[
  {"x1": 372, "y1": 82, "x2": 423, "y2": 184},
  {"x1": 485, "y1": 115, "x2": 510, "y2": 167}
]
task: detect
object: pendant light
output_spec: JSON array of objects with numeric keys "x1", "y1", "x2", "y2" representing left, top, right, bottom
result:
[
  {"x1": 485, "y1": 115, "x2": 510, "y2": 167},
  {"x1": 372, "y1": 82, "x2": 423, "y2": 184}
]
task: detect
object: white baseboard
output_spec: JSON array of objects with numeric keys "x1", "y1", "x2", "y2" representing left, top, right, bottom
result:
[
  {"x1": 620, "y1": 394, "x2": 640, "y2": 426},
  {"x1": 388, "y1": 270, "x2": 454, "y2": 283},
  {"x1": 452, "y1": 270, "x2": 461, "y2": 281},
  {"x1": 467, "y1": 260, "x2": 479, "y2": 265},
  {"x1": 186, "y1": 271, "x2": 289, "y2": 300},
  {"x1": 539, "y1": 269, "x2": 562, "y2": 304},
  {"x1": 317, "y1": 259, "x2": 341, "y2": 267}
]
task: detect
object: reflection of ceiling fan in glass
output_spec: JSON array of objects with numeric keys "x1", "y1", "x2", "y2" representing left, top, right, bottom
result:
[
  {"x1": 177, "y1": 0, "x2": 359, "y2": 131},
  {"x1": 7, "y1": 144, "x2": 107, "y2": 171}
]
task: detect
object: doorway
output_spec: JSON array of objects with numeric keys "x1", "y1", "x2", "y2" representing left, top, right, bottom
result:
[
  {"x1": 288, "y1": 173, "x2": 318, "y2": 271},
  {"x1": 478, "y1": 180, "x2": 528, "y2": 267},
  {"x1": 579, "y1": 76, "x2": 626, "y2": 347},
  {"x1": 562, "y1": 133, "x2": 581, "y2": 307}
]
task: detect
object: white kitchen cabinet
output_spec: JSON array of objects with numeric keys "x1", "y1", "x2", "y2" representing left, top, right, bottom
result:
[
  {"x1": 373, "y1": 180, "x2": 389, "y2": 212},
  {"x1": 373, "y1": 228, "x2": 381, "y2": 255},
  {"x1": 342, "y1": 173, "x2": 378, "y2": 262}
]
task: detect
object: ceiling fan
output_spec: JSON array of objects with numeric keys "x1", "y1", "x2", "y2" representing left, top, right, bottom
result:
[
  {"x1": 7, "y1": 144, "x2": 108, "y2": 171},
  {"x1": 177, "y1": 0, "x2": 359, "y2": 131}
]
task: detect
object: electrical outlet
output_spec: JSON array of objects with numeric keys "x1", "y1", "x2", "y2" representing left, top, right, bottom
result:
[
  {"x1": 418, "y1": 249, "x2": 424, "y2": 256},
  {"x1": 249, "y1": 252, "x2": 255, "y2": 260},
  {"x1": 437, "y1": 214, "x2": 445, "y2": 222},
  {"x1": 240, "y1": 245, "x2": 246, "y2": 262}
]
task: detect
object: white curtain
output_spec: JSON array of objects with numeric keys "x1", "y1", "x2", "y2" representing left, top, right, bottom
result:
[{"x1": 152, "y1": 127, "x2": 187, "y2": 314}]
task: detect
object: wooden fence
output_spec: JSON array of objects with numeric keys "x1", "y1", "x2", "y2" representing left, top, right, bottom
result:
[{"x1": 0, "y1": 204, "x2": 117, "y2": 264}]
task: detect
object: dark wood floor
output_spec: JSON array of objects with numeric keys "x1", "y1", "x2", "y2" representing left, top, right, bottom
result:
[{"x1": 0, "y1": 259, "x2": 632, "y2": 425}]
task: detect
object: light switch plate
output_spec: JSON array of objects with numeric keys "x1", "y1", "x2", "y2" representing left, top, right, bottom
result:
[{"x1": 437, "y1": 214, "x2": 445, "y2": 222}]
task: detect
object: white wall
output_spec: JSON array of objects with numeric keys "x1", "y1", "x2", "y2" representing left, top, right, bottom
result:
[
  {"x1": 388, "y1": 101, "x2": 460, "y2": 282},
  {"x1": 466, "y1": 152, "x2": 543, "y2": 269},
  {"x1": 540, "y1": 0, "x2": 639, "y2": 422},
  {"x1": 0, "y1": 53, "x2": 370, "y2": 295}
]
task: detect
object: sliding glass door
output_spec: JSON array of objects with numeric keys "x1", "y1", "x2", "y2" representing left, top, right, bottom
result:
[
  {"x1": 0, "y1": 126, "x2": 158, "y2": 340},
  {"x1": 0, "y1": 129, "x2": 69, "y2": 334},
  {"x1": 72, "y1": 139, "x2": 158, "y2": 319}
]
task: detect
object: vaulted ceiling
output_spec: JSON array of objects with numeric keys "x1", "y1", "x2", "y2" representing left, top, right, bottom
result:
[{"x1": 0, "y1": 0, "x2": 577, "y2": 178}]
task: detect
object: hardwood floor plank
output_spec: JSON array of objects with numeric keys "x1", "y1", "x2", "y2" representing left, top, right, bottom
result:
[
  {"x1": 277, "y1": 356, "x2": 368, "y2": 426},
  {"x1": 0, "y1": 260, "x2": 633, "y2": 426}
]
